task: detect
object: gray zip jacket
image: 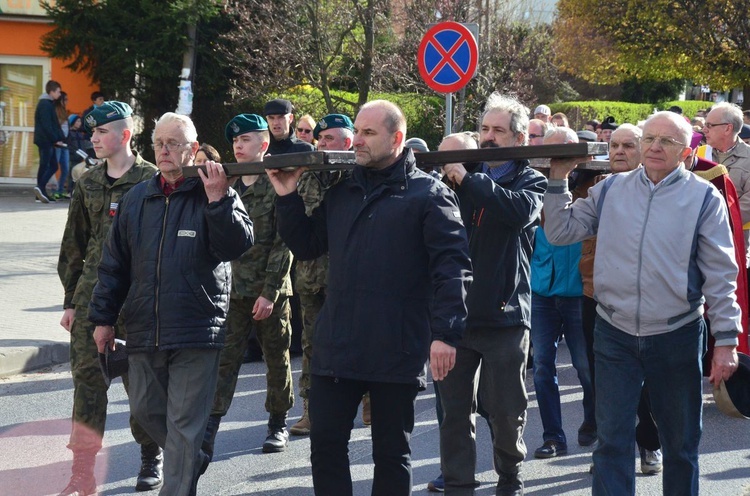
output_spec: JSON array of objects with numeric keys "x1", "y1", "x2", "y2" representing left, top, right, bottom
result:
[{"x1": 543, "y1": 165, "x2": 741, "y2": 347}]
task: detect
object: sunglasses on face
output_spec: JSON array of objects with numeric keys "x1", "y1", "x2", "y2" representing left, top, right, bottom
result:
[{"x1": 297, "y1": 127, "x2": 312, "y2": 134}]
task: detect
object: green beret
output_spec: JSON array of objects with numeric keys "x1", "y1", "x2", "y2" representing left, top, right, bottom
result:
[
  {"x1": 313, "y1": 113, "x2": 354, "y2": 140},
  {"x1": 84, "y1": 101, "x2": 132, "y2": 131},
  {"x1": 225, "y1": 114, "x2": 268, "y2": 143}
]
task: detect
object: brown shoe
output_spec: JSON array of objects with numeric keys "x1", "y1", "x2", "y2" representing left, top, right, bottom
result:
[
  {"x1": 362, "y1": 394, "x2": 371, "y2": 426},
  {"x1": 290, "y1": 399, "x2": 310, "y2": 436}
]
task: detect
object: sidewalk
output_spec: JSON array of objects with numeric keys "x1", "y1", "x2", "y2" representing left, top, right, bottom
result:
[{"x1": 0, "y1": 184, "x2": 71, "y2": 376}]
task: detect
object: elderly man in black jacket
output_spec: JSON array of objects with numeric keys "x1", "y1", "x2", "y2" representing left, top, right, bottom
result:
[
  {"x1": 440, "y1": 93, "x2": 547, "y2": 496},
  {"x1": 267, "y1": 99, "x2": 472, "y2": 496},
  {"x1": 90, "y1": 112, "x2": 254, "y2": 496}
]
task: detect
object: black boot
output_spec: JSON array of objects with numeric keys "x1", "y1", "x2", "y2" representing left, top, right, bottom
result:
[
  {"x1": 262, "y1": 413, "x2": 289, "y2": 453},
  {"x1": 135, "y1": 444, "x2": 163, "y2": 491},
  {"x1": 58, "y1": 451, "x2": 97, "y2": 496}
]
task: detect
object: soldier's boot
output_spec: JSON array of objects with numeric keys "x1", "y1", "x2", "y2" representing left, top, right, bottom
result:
[
  {"x1": 58, "y1": 451, "x2": 98, "y2": 496},
  {"x1": 262, "y1": 413, "x2": 289, "y2": 453},
  {"x1": 135, "y1": 443, "x2": 163, "y2": 491},
  {"x1": 199, "y1": 414, "x2": 222, "y2": 476},
  {"x1": 362, "y1": 394, "x2": 372, "y2": 426},
  {"x1": 289, "y1": 399, "x2": 310, "y2": 436}
]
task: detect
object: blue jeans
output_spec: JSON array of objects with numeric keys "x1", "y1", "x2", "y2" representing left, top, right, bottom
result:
[
  {"x1": 36, "y1": 144, "x2": 58, "y2": 191},
  {"x1": 531, "y1": 294, "x2": 595, "y2": 444},
  {"x1": 55, "y1": 147, "x2": 70, "y2": 194},
  {"x1": 592, "y1": 316, "x2": 704, "y2": 496}
]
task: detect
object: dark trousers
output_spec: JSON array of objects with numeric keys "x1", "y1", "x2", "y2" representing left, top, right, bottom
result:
[
  {"x1": 309, "y1": 374, "x2": 419, "y2": 496},
  {"x1": 36, "y1": 144, "x2": 58, "y2": 191}
]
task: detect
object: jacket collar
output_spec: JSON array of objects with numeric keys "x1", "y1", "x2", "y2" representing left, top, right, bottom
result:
[{"x1": 351, "y1": 148, "x2": 417, "y2": 190}]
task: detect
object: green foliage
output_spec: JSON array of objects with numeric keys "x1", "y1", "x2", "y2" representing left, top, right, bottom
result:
[{"x1": 549, "y1": 100, "x2": 709, "y2": 130}]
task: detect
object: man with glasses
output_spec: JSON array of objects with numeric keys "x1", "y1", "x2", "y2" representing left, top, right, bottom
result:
[
  {"x1": 90, "y1": 112, "x2": 254, "y2": 496},
  {"x1": 57, "y1": 101, "x2": 160, "y2": 495},
  {"x1": 700, "y1": 103, "x2": 750, "y2": 264},
  {"x1": 544, "y1": 111, "x2": 742, "y2": 496},
  {"x1": 527, "y1": 118, "x2": 549, "y2": 146}
]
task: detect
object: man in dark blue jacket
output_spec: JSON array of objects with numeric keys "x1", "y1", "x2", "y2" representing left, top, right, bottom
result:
[
  {"x1": 441, "y1": 93, "x2": 547, "y2": 496},
  {"x1": 90, "y1": 112, "x2": 254, "y2": 496},
  {"x1": 267, "y1": 99, "x2": 472, "y2": 496},
  {"x1": 33, "y1": 79, "x2": 65, "y2": 203}
]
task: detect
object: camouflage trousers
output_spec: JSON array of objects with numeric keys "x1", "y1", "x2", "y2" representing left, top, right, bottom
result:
[
  {"x1": 69, "y1": 305, "x2": 156, "y2": 453},
  {"x1": 212, "y1": 295, "x2": 293, "y2": 418},
  {"x1": 298, "y1": 291, "x2": 325, "y2": 399}
]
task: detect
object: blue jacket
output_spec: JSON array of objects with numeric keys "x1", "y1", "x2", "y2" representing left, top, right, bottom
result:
[
  {"x1": 454, "y1": 160, "x2": 547, "y2": 330},
  {"x1": 89, "y1": 174, "x2": 254, "y2": 353},
  {"x1": 530, "y1": 227, "x2": 583, "y2": 298},
  {"x1": 275, "y1": 149, "x2": 472, "y2": 387}
]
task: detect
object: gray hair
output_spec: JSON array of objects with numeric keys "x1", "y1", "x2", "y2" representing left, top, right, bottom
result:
[
  {"x1": 152, "y1": 112, "x2": 198, "y2": 143},
  {"x1": 544, "y1": 126, "x2": 578, "y2": 143},
  {"x1": 480, "y1": 92, "x2": 530, "y2": 143},
  {"x1": 710, "y1": 102, "x2": 743, "y2": 135},
  {"x1": 611, "y1": 123, "x2": 643, "y2": 140}
]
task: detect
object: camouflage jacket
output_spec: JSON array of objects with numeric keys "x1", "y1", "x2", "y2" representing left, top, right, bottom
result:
[
  {"x1": 58, "y1": 153, "x2": 157, "y2": 308},
  {"x1": 231, "y1": 174, "x2": 293, "y2": 301},
  {"x1": 294, "y1": 171, "x2": 344, "y2": 294}
]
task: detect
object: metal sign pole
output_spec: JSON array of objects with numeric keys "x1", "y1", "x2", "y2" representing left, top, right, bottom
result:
[{"x1": 445, "y1": 93, "x2": 452, "y2": 137}]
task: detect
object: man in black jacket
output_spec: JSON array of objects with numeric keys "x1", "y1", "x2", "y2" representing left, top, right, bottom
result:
[
  {"x1": 440, "y1": 93, "x2": 547, "y2": 496},
  {"x1": 90, "y1": 112, "x2": 254, "y2": 496},
  {"x1": 33, "y1": 79, "x2": 65, "y2": 203},
  {"x1": 264, "y1": 98, "x2": 315, "y2": 155},
  {"x1": 267, "y1": 99, "x2": 472, "y2": 496}
]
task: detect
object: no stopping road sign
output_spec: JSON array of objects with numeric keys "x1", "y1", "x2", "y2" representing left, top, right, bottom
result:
[{"x1": 417, "y1": 21, "x2": 478, "y2": 94}]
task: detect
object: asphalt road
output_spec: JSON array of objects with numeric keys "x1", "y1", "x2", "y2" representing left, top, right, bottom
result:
[{"x1": 1, "y1": 346, "x2": 748, "y2": 496}]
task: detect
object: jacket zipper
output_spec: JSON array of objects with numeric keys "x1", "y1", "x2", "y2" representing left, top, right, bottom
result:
[
  {"x1": 635, "y1": 188, "x2": 656, "y2": 336},
  {"x1": 155, "y1": 196, "x2": 170, "y2": 348}
]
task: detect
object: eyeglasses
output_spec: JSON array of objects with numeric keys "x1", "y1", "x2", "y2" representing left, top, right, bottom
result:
[
  {"x1": 528, "y1": 134, "x2": 544, "y2": 139},
  {"x1": 704, "y1": 122, "x2": 731, "y2": 130},
  {"x1": 641, "y1": 136, "x2": 687, "y2": 148},
  {"x1": 152, "y1": 142, "x2": 190, "y2": 152},
  {"x1": 296, "y1": 128, "x2": 312, "y2": 134}
]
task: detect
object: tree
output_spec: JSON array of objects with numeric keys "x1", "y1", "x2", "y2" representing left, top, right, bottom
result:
[
  {"x1": 555, "y1": 0, "x2": 750, "y2": 105},
  {"x1": 41, "y1": 0, "x2": 222, "y2": 150}
]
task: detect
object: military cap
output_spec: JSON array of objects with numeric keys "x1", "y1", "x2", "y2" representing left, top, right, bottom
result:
[
  {"x1": 99, "y1": 339, "x2": 128, "y2": 389},
  {"x1": 713, "y1": 352, "x2": 750, "y2": 419},
  {"x1": 600, "y1": 116, "x2": 619, "y2": 131},
  {"x1": 264, "y1": 98, "x2": 294, "y2": 116},
  {"x1": 405, "y1": 137, "x2": 430, "y2": 153},
  {"x1": 84, "y1": 101, "x2": 132, "y2": 131},
  {"x1": 313, "y1": 113, "x2": 354, "y2": 140},
  {"x1": 225, "y1": 113, "x2": 268, "y2": 143}
]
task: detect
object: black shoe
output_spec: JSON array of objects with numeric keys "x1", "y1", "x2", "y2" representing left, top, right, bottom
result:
[
  {"x1": 59, "y1": 451, "x2": 97, "y2": 496},
  {"x1": 533, "y1": 440, "x2": 568, "y2": 459},
  {"x1": 577, "y1": 422, "x2": 598, "y2": 447},
  {"x1": 135, "y1": 445, "x2": 163, "y2": 491},
  {"x1": 262, "y1": 425, "x2": 289, "y2": 453},
  {"x1": 496, "y1": 471, "x2": 524, "y2": 496}
]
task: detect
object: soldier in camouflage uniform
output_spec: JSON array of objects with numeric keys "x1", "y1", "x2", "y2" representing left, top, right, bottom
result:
[
  {"x1": 56, "y1": 102, "x2": 160, "y2": 496},
  {"x1": 289, "y1": 114, "x2": 353, "y2": 436},
  {"x1": 202, "y1": 114, "x2": 294, "y2": 461}
]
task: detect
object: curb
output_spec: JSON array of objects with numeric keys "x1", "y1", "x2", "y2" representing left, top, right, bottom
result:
[{"x1": 0, "y1": 342, "x2": 70, "y2": 378}]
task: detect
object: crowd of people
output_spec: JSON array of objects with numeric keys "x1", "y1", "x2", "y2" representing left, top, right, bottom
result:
[{"x1": 51, "y1": 85, "x2": 750, "y2": 496}]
